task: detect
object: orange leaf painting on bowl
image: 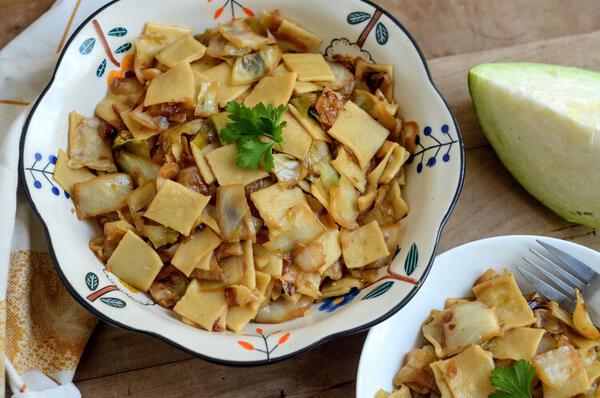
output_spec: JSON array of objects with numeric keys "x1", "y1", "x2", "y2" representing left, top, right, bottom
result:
[
  {"x1": 209, "y1": 0, "x2": 254, "y2": 20},
  {"x1": 237, "y1": 328, "x2": 291, "y2": 361}
]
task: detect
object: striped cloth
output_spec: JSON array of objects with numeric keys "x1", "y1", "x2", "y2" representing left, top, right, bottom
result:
[{"x1": 1, "y1": 1, "x2": 114, "y2": 396}]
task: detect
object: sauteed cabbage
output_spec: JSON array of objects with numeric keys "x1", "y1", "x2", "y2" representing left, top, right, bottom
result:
[{"x1": 54, "y1": 10, "x2": 418, "y2": 333}]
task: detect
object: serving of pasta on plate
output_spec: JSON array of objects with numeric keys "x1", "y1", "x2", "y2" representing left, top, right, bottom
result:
[{"x1": 376, "y1": 269, "x2": 600, "y2": 398}]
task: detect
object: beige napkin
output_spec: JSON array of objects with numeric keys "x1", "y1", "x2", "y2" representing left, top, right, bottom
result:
[{"x1": 1, "y1": 1, "x2": 114, "y2": 396}]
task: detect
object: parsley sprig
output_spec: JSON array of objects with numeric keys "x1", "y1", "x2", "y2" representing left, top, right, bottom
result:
[
  {"x1": 489, "y1": 360, "x2": 536, "y2": 398},
  {"x1": 220, "y1": 101, "x2": 287, "y2": 171}
]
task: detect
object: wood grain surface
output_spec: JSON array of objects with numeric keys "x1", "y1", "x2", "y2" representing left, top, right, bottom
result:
[{"x1": 2, "y1": 1, "x2": 599, "y2": 397}]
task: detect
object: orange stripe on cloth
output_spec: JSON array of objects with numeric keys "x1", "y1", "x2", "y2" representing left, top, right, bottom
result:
[
  {"x1": 0, "y1": 100, "x2": 29, "y2": 106},
  {"x1": 55, "y1": 0, "x2": 82, "y2": 54}
]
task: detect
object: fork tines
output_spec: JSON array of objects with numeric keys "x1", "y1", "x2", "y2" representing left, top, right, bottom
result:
[{"x1": 517, "y1": 239, "x2": 597, "y2": 312}]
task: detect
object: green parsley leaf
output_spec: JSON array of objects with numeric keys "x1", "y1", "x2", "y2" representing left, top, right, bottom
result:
[
  {"x1": 236, "y1": 139, "x2": 274, "y2": 171},
  {"x1": 489, "y1": 360, "x2": 536, "y2": 398},
  {"x1": 220, "y1": 101, "x2": 287, "y2": 171}
]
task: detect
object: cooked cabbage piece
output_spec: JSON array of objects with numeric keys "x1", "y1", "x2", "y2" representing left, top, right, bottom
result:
[
  {"x1": 327, "y1": 61, "x2": 355, "y2": 95},
  {"x1": 580, "y1": 347, "x2": 600, "y2": 384},
  {"x1": 106, "y1": 230, "x2": 163, "y2": 291},
  {"x1": 422, "y1": 301, "x2": 501, "y2": 359},
  {"x1": 472, "y1": 272, "x2": 535, "y2": 330},
  {"x1": 573, "y1": 289, "x2": 600, "y2": 340},
  {"x1": 144, "y1": 179, "x2": 210, "y2": 235},
  {"x1": 127, "y1": 181, "x2": 156, "y2": 225},
  {"x1": 142, "y1": 224, "x2": 179, "y2": 249},
  {"x1": 220, "y1": 256, "x2": 244, "y2": 285},
  {"x1": 442, "y1": 301, "x2": 502, "y2": 357},
  {"x1": 254, "y1": 294, "x2": 313, "y2": 324},
  {"x1": 173, "y1": 279, "x2": 228, "y2": 331},
  {"x1": 115, "y1": 151, "x2": 160, "y2": 186},
  {"x1": 304, "y1": 140, "x2": 340, "y2": 210},
  {"x1": 205, "y1": 144, "x2": 269, "y2": 186},
  {"x1": 53, "y1": 149, "x2": 95, "y2": 194},
  {"x1": 422, "y1": 310, "x2": 446, "y2": 358},
  {"x1": 193, "y1": 71, "x2": 218, "y2": 117},
  {"x1": 329, "y1": 175, "x2": 360, "y2": 230},
  {"x1": 430, "y1": 345, "x2": 495, "y2": 398},
  {"x1": 272, "y1": 153, "x2": 308, "y2": 187},
  {"x1": 282, "y1": 53, "x2": 335, "y2": 82},
  {"x1": 155, "y1": 35, "x2": 206, "y2": 68},
  {"x1": 218, "y1": 19, "x2": 272, "y2": 50},
  {"x1": 133, "y1": 35, "x2": 165, "y2": 83},
  {"x1": 231, "y1": 45, "x2": 282, "y2": 85},
  {"x1": 263, "y1": 204, "x2": 326, "y2": 253},
  {"x1": 328, "y1": 101, "x2": 389, "y2": 169},
  {"x1": 190, "y1": 138, "x2": 216, "y2": 185},
  {"x1": 341, "y1": 221, "x2": 389, "y2": 269},
  {"x1": 68, "y1": 112, "x2": 115, "y2": 172},
  {"x1": 72, "y1": 173, "x2": 134, "y2": 219},
  {"x1": 533, "y1": 345, "x2": 590, "y2": 397},
  {"x1": 321, "y1": 275, "x2": 363, "y2": 298},
  {"x1": 216, "y1": 185, "x2": 255, "y2": 243},
  {"x1": 207, "y1": 33, "x2": 251, "y2": 58},
  {"x1": 203, "y1": 62, "x2": 252, "y2": 106},
  {"x1": 288, "y1": 102, "x2": 331, "y2": 142},
  {"x1": 244, "y1": 72, "x2": 297, "y2": 107},
  {"x1": 293, "y1": 242, "x2": 324, "y2": 273},
  {"x1": 149, "y1": 265, "x2": 189, "y2": 308},
  {"x1": 488, "y1": 327, "x2": 545, "y2": 361},
  {"x1": 200, "y1": 205, "x2": 220, "y2": 235},
  {"x1": 393, "y1": 345, "x2": 438, "y2": 394},
  {"x1": 144, "y1": 62, "x2": 195, "y2": 106}
]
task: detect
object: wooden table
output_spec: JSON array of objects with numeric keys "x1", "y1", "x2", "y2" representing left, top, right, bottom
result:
[{"x1": 2, "y1": 1, "x2": 600, "y2": 396}]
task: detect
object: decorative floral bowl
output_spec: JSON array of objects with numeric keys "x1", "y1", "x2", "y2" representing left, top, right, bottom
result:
[
  {"x1": 20, "y1": 0, "x2": 464, "y2": 365},
  {"x1": 356, "y1": 235, "x2": 600, "y2": 397}
]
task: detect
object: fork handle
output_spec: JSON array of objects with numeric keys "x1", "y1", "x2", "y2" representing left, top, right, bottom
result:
[{"x1": 582, "y1": 274, "x2": 600, "y2": 326}]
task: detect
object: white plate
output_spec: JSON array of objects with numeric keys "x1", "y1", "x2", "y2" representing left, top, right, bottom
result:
[
  {"x1": 356, "y1": 235, "x2": 600, "y2": 397},
  {"x1": 20, "y1": 0, "x2": 464, "y2": 365}
]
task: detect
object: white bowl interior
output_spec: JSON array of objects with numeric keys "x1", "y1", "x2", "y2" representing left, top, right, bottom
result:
[{"x1": 21, "y1": 0, "x2": 464, "y2": 364}]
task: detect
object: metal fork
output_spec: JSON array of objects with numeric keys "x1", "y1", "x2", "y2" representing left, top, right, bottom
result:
[{"x1": 517, "y1": 239, "x2": 600, "y2": 325}]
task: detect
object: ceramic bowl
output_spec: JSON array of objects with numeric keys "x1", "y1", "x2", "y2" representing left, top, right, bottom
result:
[
  {"x1": 356, "y1": 235, "x2": 600, "y2": 397},
  {"x1": 20, "y1": 0, "x2": 464, "y2": 365}
]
